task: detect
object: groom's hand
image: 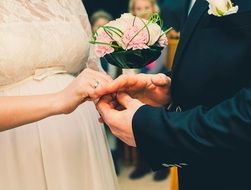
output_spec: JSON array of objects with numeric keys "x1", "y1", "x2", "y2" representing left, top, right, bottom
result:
[
  {"x1": 95, "y1": 73, "x2": 171, "y2": 107},
  {"x1": 97, "y1": 93, "x2": 144, "y2": 147}
]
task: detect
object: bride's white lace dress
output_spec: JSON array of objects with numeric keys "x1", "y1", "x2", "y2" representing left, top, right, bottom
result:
[{"x1": 0, "y1": 0, "x2": 119, "y2": 189}]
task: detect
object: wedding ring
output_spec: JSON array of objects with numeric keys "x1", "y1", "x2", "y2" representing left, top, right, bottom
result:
[{"x1": 93, "y1": 80, "x2": 100, "y2": 89}]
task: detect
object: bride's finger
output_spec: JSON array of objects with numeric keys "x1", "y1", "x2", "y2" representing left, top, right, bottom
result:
[
  {"x1": 86, "y1": 69, "x2": 112, "y2": 83},
  {"x1": 85, "y1": 73, "x2": 111, "y2": 89},
  {"x1": 85, "y1": 76, "x2": 114, "y2": 100},
  {"x1": 83, "y1": 78, "x2": 104, "y2": 100}
]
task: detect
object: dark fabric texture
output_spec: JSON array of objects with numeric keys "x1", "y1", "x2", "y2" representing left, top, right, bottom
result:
[
  {"x1": 132, "y1": 0, "x2": 251, "y2": 189},
  {"x1": 160, "y1": 0, "x2": 191, "y2": 31}
]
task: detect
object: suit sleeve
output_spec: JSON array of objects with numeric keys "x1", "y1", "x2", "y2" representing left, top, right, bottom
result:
[{"x1": 132, "y1": 83, "x2": 251, "y2": 170}]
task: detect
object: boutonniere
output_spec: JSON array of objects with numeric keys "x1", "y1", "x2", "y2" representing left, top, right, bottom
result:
[{"x1": 207, "y1": 0, "x2": 239, "y2": 17}]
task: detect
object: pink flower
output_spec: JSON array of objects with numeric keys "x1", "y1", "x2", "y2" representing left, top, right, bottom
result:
[
  {"x1": 158, "y1": 34, "x2": 168, "y2": 47},
  {"x1": 122, "y1": 25, "x2": 149, "y2": 50},
  {"x1": 94, "y1": 30, "x2": 114, "y2": 57},
  {"x1": 93, "y1": 13, "x2": 167, "y2": 56},
  {"x1": 95, "y1": 44, "x2": 114, "y2": 57},
  {"x1": 118, "y1": 14, "x2": 162, "y2": 47}
]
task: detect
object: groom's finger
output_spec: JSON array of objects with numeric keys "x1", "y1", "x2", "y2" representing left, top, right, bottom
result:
[
  {"x1": 98, "y1": 117, "x2": 104, "y2": 123},
  {"x1": 96, "y1": 95, "x2": 117, "y2": 119},
  {"x1": 116, "y1": 92, "x2": 140, "y2": 109},
  {"x1": 96, "y1": 75, "x2": 136, "y2": 96},
  {"x1": 96, "y1": 95, "x2": 113, "y2": 110}
]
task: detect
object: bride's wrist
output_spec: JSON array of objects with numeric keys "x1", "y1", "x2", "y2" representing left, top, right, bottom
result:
[
  {"x1": 52, "y1": 88, "x2": 88, "y2": 115},
  {"x1": 49, "y1": 92, "x2": 66, "y2": 115}
]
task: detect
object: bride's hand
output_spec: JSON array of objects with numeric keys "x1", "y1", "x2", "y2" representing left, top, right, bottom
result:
[{"x1": 56, "y1": 68, "x2": 112, "y2": 114}]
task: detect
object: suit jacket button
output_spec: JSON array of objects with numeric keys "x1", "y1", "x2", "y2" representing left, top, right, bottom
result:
[{"x1": 176, "y1": 106, "x2": 182, "y2": 112}]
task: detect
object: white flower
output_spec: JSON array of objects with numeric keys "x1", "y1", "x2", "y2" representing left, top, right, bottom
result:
[
  {"x1": 147, "y1": 22, "x2": 162, "y2": 46},
  {"x1": 207, "y1": 0, "x2": 238, "y2": 17}
]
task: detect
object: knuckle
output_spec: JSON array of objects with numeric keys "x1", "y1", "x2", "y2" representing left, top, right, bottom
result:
[
  {"x1": 159, "y1": 73, "x2": 166, "y2": 78},
  {"x1": 106, "y1": 74, "x2": 112, "y2": 80},
  {"x1": 111, "y1": 129, "x2": 116, "y2": 136},
  {"x1": 105, "y1": 77, "x2": 112, "y2": 83},
  {"x1": 120, "y1": 74, "x2": 128, "y2": 80},
  {"x1": 106, "y1": 117, "x2": 112, "y2": 125},
  {"x1": 83, "y1": 69, "x2": 88, "y2": 74},
  {"x1": 111, "y1": 129, "x2": 119, "y2": 137},
  {"x1": 138, "y1": 73, "x2": 144, "y2": 77},
  {"x1": 107, "y1": 77, "x2": 113, "y2": 82}
]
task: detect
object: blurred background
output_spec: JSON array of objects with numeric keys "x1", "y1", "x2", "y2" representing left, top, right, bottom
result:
[
  {"x1": 85, "y1": 0, "x2": 129, "y2": 18},
  {"x1": 84, "y1": 1, "x2": 180, "y2": 190}
]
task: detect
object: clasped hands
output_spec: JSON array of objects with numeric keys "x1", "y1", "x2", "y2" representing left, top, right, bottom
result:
[
  {"x1": 95, "y1": 72, "x2": 171, "y2": 147},
  {"x1": 59, "y1": 69, "x2": 171, "y2": 147}
]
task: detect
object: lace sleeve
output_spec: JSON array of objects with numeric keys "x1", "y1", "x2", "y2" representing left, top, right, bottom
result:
[
  {"x1": 0, "y1": 0, "x2": 102, "y2": 72},
  {"x1": 77, "y1": 1, "x2": 102, "y2": 71}
]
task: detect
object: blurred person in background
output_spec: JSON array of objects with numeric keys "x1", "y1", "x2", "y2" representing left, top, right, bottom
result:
[
  {"x1": 128, "y1": 0, "x2": 169, "y2": 181},
  {"x1": 90, "y1": 10, "x2": 113, "y2": 33},
  {"x1": 90, "y1": 10, "x2": 112, "y2": 73},
  {"x1": 129, "y1": 0, "x2": 174, "y2": 75},
  {"x1": 90, "y1": 10, "x2": 121, "y2": 175},
  {"x1": 129, "y1": 0, "x2": 160, "y2": 19}
]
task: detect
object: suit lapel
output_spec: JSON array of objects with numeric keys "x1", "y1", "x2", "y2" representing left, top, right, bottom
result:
[
  {"x1": 171, "y1": 0, "x2": 208, "y2": 77},
  {"x1": 180, "y1": 0, "x2": 192, "y2": 29}
]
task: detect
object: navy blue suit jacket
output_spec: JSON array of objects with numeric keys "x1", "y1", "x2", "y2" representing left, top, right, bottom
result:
[{"x1": 133, "y1": 0, "x2": 251, "y2": 189}]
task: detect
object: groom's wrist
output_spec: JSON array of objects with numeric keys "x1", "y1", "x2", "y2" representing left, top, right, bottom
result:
[{"x1": 132, "y1": 105, "x2": 165, "y2": 170}]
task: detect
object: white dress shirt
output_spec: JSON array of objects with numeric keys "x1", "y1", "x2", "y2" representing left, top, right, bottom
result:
[{"x1": 188, "y1": 0, "x2": 197, "y2": 14}]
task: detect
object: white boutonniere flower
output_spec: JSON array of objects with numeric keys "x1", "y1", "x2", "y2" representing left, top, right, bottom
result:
[{"x1": 207, "y1": 0, "x2": 239, "y2": 17}]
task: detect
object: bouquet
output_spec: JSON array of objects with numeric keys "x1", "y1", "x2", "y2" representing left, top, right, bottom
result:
[{"x1": 90, "y1": 13, "x2": 172, "y2": 69}]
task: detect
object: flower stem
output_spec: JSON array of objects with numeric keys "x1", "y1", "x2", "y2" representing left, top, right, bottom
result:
[
  {"x1": 163, "y1": 27, "x2": 173, "y2": 34},
  {"x1": 89, "y1": 41, "x2": 120, "y2": 48}
]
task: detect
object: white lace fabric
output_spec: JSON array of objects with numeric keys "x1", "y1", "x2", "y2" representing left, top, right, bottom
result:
[
  {"x1": 0, "y1": 0, "x2": 98, "y2": 86},
  {"x1": 0, "y1": 2, "x2": 119, "y2": 190}
]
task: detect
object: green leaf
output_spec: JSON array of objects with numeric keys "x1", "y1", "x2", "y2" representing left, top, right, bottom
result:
[
  {"x1": 226, "y1": 1, "x2": 233, "y2": 9},
  {"x1": 216, "y1": 7, "x2": 225, "y2": 16},
  {"x1": 104, "y1": 46, "x2": 163, "y2": 69}
]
